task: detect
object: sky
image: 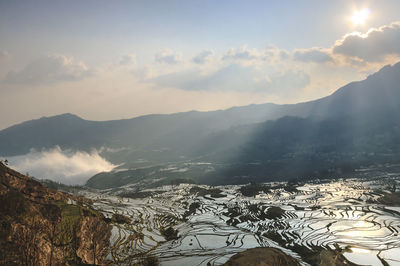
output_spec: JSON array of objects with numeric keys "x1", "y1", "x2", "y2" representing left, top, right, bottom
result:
[{"x1": 1, "y1": 0, "x2": 400, "y2": 129}]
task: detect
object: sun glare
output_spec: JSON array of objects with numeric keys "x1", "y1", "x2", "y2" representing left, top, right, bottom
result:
[{"x1": 351, "y1": 8, "x2": 370, "y2": 26}]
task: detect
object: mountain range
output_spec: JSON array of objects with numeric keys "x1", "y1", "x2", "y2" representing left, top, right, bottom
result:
[{"x1": 1, "y1": 62, "x2": 400, "y2": 188}]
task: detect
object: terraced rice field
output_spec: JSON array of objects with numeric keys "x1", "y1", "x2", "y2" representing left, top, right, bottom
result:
[{"x1": 80, "y1": 177, "x2": 400, "y2": 265}]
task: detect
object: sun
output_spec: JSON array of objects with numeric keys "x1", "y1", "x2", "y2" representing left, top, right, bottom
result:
[{"x1": 351, "y1": 8, "x2": 370, "y2": 26}]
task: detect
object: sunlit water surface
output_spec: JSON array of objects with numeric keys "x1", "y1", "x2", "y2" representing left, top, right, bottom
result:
[{"x1": 79, "y1": 177, "x2": 400, "y2": 265}]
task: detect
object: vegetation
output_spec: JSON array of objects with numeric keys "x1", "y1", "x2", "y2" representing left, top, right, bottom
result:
[
  {"x1": 265, "y1": 206, "x2": 285, "y2": 220},
  {"x1": 119, "y1": 191, "x2": 155, "y2": 198},
  {"x1": 183, "y1": 202, "x2": 201, "y2": 218},
  {"x1": 224, "y1": 247, "x2": 300, "y2": 266},
  {"x1": 0, "y1": 163, "x2": 111, "y2": 265},
  {"x1": 189, "y1": 186, "x2": 226, "y2": 198},
  {"x1": 160, "y1": 226, "x2": 179, "y2": 241},
  {"x1": 40, "y1": 179, "x2": 85, "y2": 193},
  {"x1": 137, "y1": 255, "x2": 160, "y2": 266},
  {"x1": 111, "y1": 213, "x2": 132, "y2": 224},
  {"x1": 378, "y1": 192, "x2": 400, "y2": 206},
  {"x1": 239, "y1": 183, "x2": 270, "y2": 197}
]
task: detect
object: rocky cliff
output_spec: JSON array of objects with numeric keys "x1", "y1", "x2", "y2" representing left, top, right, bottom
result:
[{"x1": 0, "y1": 162, "x2": 111, "y2": 265}]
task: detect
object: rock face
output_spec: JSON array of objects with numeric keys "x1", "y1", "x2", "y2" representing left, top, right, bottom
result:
[
  {"x1": 224, "y1": 247, "x2": 301, "y2": 266},
  {"x1": 0, "y1": 162, "x2": 111, "y2": 265},
  {"x1": 77, "y1": 216, "x2": 111, "y2": 264}
]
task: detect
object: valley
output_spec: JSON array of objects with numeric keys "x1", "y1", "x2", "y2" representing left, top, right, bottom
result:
[
  {"x1": 3, "y1": 2, "x2": 400, "y2": 265},
  {"x1": 76, "y1": 172, "x2": 400, "y2": 265}
]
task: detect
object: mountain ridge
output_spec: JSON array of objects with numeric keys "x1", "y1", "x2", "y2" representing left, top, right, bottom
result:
[
  {"x1": 5, "y1": 61, "x2": 399, "y2": 132},
  {"x1": 1, "y1": 62, "x2": 400, "y2": 187}
]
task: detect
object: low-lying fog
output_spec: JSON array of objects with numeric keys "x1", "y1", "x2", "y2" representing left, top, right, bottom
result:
[{"x1": 7, "y1": 146, "x2": 116, "y2": 185}]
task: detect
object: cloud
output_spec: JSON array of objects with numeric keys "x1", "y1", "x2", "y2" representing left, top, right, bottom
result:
[
  {"x1": 155, "y1": 49, "x2": 183, "y2": 64},
  {"x1": 151, "y1": 64, "x2": 310, "y2": 93},
  {"x1": 293, "y1": 48, "x2": 333, "y2": 63},
  {"x1": 221, "y1": 46, "x2": 287, "y2": 65},
  {"x1": 222, "y1": 46, "x2": 266, "y2": 61},
  {"x1": 333, "y1": 22, "x2": 400, "y2": 62},
  {"x1": 3, "y1": 54, "x2": 92, "y2": 85},
  {"x1": 192, "y1": 49, "x2": 214, "y2": 64},
  {"x1": 279, "y1": 50, "x2": 290, "y2": 60},
  {"x1": 0, "y1": 50, "x2": 10, "y2": 60},
  {"x1": 119, "y1": 54, "x2": 136, "y2": 66},
  {"x1": 7, "y1": 147, "x2": 116, "y2": 185}
]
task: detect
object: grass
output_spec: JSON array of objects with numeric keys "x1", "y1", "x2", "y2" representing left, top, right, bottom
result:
[{"x1": 53, "y1": 200, "x2": 82, "y2": 263}]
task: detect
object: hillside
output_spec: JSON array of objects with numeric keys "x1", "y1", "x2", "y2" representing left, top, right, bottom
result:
[
  {"x1": 200, "y1": 113, "x2": 400, "y2": 184},
  {"x1": 1, "y1": 63, "x2": 399, "y2": 161},
  {"x1": 0, "y1": 161, "x2": 111, "y2": 265},
  {"x1": 1, "y1": 62, "x2": 400, "y2": 188},
  {"x1": 85, "y1": 63, "x2": 400, "y2": 188}
]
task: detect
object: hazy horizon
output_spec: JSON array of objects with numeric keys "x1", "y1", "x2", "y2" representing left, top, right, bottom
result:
[{"x1": 0, "y1": 78, "x2": 343, "y2": 130}]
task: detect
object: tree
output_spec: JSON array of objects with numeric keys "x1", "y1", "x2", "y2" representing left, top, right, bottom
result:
[
  {"x1": 14, "y1": 215, "x2": 42, "y2": 266},
  {"x1": 42, "y1": 204, "x2": 61, "y2": 266}
]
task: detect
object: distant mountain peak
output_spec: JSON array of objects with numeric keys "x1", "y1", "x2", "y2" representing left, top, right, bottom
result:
[
  {"x1": 42, "y1": 113, "x2": 83, "y2": 120},
  {"x1": 367, "y1": 61, "x2": 400, "y2": 80}
]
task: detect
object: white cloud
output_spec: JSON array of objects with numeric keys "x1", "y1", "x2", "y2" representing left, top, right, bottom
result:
[
  {"x1": 220, "y1": 46, "x2": 288, "y2": 66},
  {"x1": 119, "y1": 54, "x2": 137, "y2": 66},
  {"x1": 3, "y1": 54, "x2": 92, "y2": 85},
  {"x1": 333, "y1": 22, "x2": 400, "y2": 62},
  {"x1": 155, "y1": 49, "x2": 183, "y2": 64},
  {"x1": 293, "y1": 48, "x2": 333, "y2": 63},
  {"x1": 8, "y1": 147, "x2": 116, "y2": 185},
  {"x1": 192, "y1": 49, "x2": 215, "y2": 64},
  {"x1": 222, "y1": 46, "x2": 267, "y2": 61}
]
